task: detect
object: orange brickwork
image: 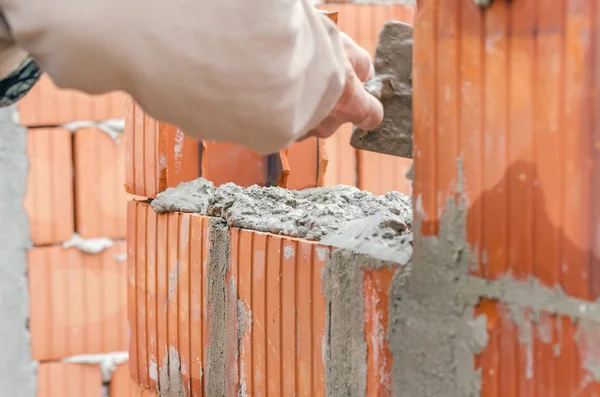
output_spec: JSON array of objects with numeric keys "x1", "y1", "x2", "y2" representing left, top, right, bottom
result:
[
  {"x1": 37, "y1": 363, "x2": 103, "y2": 397},
  {"x1": 28, "y1": 243, "x2": 128, "y2": 361},
  {"x1": 18, "y1": 69, "x2": 133, "y2": 396},
  {"x1": 24, "y1": 127, "x2": 75, "y2": 245},
  {"x1": 124, "y1": 98, "x2": 201, "y2": 198},
  {"x1": 126, "y1": 200, "x2": 403, "y2": 395},
  {"x1": 18, "y1": 74, "x2": 126, "y2": 127},
  {"x1": 414, "y1": 0, "x2": 600, "y2": 394},
  {"x1": 74, "y1": 127, "x2": 131, "y2": 239}
]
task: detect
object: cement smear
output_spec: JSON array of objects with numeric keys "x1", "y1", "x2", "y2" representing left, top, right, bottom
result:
[
  {"x1": 152, "y1": 178, "x2": 215, "y2": 214},
  {"x1": 465, "y1": 274, "x2": 600, "y2": 322},
  {"x1": 323, "y1": 250, "x2": 372, "y2": 396},
  {"x1": 62, "y1": 233, "x2": 114, "y2": 254},
  {"x1": 204, "y1": 219, "x2": 230, "y2": 397},
  {"x1": 62, "y1": 351, "x2": 128, "y2": 382},
  {"x1": 159, "y1": 346, "x2": 185, "y2": 396},
  {"x1": 321, "y1": 213, "x2": 413, "y2": 263},
  {"x1": 62, "y1": 119, "x2": 125, "y2": 142},
  {"x1": 0, "y1": 106, "x2": 37, "y2": 396},
  {"x1": 575, "y1": 320, "x2": 600, "y2": 381},
  {"x1": 388, "y1": 197, "x2": 483, "y2": 397}
]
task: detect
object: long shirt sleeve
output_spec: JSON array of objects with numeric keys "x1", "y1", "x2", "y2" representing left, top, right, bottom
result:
[{"x1": 0, "y1": 0, "x2": 347, "y2": 154}]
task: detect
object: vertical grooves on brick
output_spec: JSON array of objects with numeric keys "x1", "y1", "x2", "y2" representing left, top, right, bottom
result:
[
  {"x1": 143, "y1": 204, "x2": 151, "y2": 387},
  {"x1": 249, "y1": 232, "x2": 256, "y2": 395},
  {"x1": 278, "y1": 238, "x2": 284, "y2": 395},
  {"x1": 200, "y1": 218, "x2": 207, "y2": 395},
  {"x1": 530, "y1": 1, "x2": 539, "y2": 285},
  {"x1": 591, "y1": 0, "x2": 600, "y2": 297},
  {"x1": 264, "y1": 236, "x2": 269, "y2": 395},
  {"x1": 309, "y1": 245, "x2": 315, "y2": 396},
  {"x1": 557, "y1": 0, "x2": 567, "y2": 303},
  {"x1": 294, "y1": 240, "x2": 299, "y2": 397},
  {"x1": 504, "y1": 2, "x2": 511, "y2": 283},
  {"x1": 127, "y1": 202, "x2": 139, "y2": 382},
  {"x1": 236, "y1": 230, "x2": 241, "y2": 397}
]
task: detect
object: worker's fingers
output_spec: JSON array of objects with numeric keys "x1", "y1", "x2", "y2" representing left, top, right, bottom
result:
[
  {"x1": 336, "y1": 71, "x2": 383, "y2": 131},
  {"x1": 339, "y1": 32, "x2": 374, "y2": 83}
]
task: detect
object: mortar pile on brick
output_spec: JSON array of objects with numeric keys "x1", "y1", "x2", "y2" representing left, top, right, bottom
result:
[{"x1": 127, "y1": 178, "x2": 413, "y2": 396}]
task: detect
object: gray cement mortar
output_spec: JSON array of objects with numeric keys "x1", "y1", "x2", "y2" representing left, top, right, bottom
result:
[
  {"x1": 204, "y1": 218, "x2": 230, "y2": 397},
  {"x1": 152, "y1": 179, "x2": 413, "y2": 244},
  {"x1": 151, "y1": 178, "x2": 215, "y2": 214},
  {"x1": 388, "y1": 198, "x2": 485, "y2": 397},
  {"x1": 0, "y1": 106, "x2": 37, "y2": 396},
  {"x1": 159, "y1": 346, "x2": 185, "y2": 396},
  {"x1": 323, "y1": 250, "x2": 405, "y2": 397}
]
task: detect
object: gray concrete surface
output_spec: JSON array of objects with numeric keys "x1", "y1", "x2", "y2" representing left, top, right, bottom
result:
[{"x1": 0, "y1": 106, "x2": 37, "y2": 396}]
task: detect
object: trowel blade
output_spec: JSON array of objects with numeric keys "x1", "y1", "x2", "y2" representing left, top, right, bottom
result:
[{"x1": 350, "y1": 21, "x2": 413, "y2": 159}]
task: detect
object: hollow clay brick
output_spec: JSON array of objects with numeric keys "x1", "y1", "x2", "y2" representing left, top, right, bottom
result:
[
  {"x1": 74, "y1": 127, "x2": 132, "y2": 239},
  {"x1": 413, "y1": 0, "x2": 597, "y2": 300},
  {"x1": 127, "y1": 201, "x2": 210, "y2": 393},
  {"x1": 281, "y1": 138, "x2": 325, "y2": 190},
  {"x1": 37, "y1": 362, "x2": 103, "y2": 397},
  {"x1": 201, "y1": 142, "x2": 267, "y2": 187},
  {"x1": 228, "y1": 230, "x2": 331, "y2": 397},
  {"x1": 128, "y1": 200, "x2": 399, "y2": 395},
  {"x1": 476, "y1": 299, "x2": 600, "y2": 395},
  {"x1": 24, "y1": 127, "x2": 75, "y2": 246},
  {"x1": 322, "y1": 123, "x2": 357, "y2": 187},
  {"x1": 110, "y1": 364, "x2": 137, "y2": 397},
  {"x1": 124, "y1": 98, "x2": 200, "y2": 198},
  {"x1": 28, "y1": 242, "x2": 128, "y2": 361},
  {"x1": 18, "y1": 74, "x2": 126, "y2": 127}
]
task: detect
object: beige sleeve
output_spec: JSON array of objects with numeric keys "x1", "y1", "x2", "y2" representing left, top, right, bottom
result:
[{"x1": 0, "y1": 0, "x2": 347, "y2": 154}]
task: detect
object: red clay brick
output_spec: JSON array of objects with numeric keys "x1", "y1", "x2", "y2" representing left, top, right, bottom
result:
[
  {"x1": 28, "y1": 243, "x2": 128, "y2": 361},
  {"x1": 476, "y1": 299, "x2": 600, "y2": 396},
  {"x1": 127, "y1": 201, "x2": 209, "y2": 393},
  {"x1": 413, "y1": 0, "x2": 598, "y2": 299},
  {"x1": 128, "y1": 202, "x2": 400, "y2": 396},
  {"x1": 110, "y1": 364, "x2": 136, "y2": 397},
  {"x1": 201, "y1": 142, "x2": 267, "y2": 187},
  {"x1": 358, "y1": 152, "x2": 413, "y2": 195},
  {"x1": 37, "y1": 362, "x2": 103, "y2": 397},
  {"x1": 283, "y1": 138, "x2": 326, "y2": 190},
  {"x1": 74, "y1": 127, "x2": 131, "y2": 239},
  {"x1": 18, "y1": 74, "x2": 126, "y2": 127},
  {"x1": 322, "y1": 123, "x2": 357, "y2": 187},
  {"x1": 24, "y1": 127, "x2": 74, "y2": 246},
  {"x1": 227, "y1": 231, "x2": 400, "y2": 396},
  {"x1": 125, "y1": 98, "x2": 200, "y2": 198}
]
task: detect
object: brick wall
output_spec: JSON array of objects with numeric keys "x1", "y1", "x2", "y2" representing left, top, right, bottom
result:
[
  {"x1": 18, "y1": 80, "x2": 137, "y2": 395},
  {"x1": 10, "y1": 4, "x2": 416, "y2": 396}
]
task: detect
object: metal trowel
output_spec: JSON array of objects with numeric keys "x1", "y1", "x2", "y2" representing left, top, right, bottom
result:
[{"x1": 350, "y1": 21, "x2": 413, "y2": 159}]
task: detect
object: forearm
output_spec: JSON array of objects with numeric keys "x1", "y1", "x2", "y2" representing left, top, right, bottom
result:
[{"x1": 0, "y1": 0, "x2": 347, "y2": 154}]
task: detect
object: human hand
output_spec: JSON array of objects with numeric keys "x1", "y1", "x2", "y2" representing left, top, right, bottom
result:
[{"x1": 300, "y1": 32, "x2": 384, "y2": 141}]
